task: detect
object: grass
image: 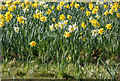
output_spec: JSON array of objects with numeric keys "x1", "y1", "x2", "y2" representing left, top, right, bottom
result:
[{"x1": 2, "y1": 57, "x2": 119, "y2": 79}]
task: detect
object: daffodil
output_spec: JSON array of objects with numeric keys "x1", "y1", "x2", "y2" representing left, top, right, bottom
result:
[
  {"x1": 59, "y1": 22, "x2": 64, "y2": 29},
  {"x1": 68, "y1": 25, "x2": 75, "y2": 32},
  {"x1": 96, "y1": 1, "x2": 103, "y2": 5},
  {"x1": 59, "y1": 14, "x2": 65, "y2": 21},
  {"x1": 43, "y1": 4, "x2": 48, "y2": 8},
  {"x1": 70, "y1": 3, "x2": 74, "y2": 7},
  {"x1": 6, "y1": 1, "x2": 11, "y2": 6},
  {"x1": 109, "y1": 9, "x2": 114, "y2": 14},
  {"x1": 82, "y1": 37, "x2": 85, "y2": 41},
  {"x1": 1, "y1": 19, "x2": 5, "y2": 23},
  {"x1": 64, "y1": 4, "x2": 70, "y2": 9},
  {"x1": 0, "y1": 14, "x2": 4, "y2": 20},
  {"x1": 60, "y1": 1, "x2": 65, "y2": 6},
  {"x1": 98, "y1": 28, "x2": 104, "y2": 34},
  {"x1": 5, "y1": 12, "x2": 12, "y2": 22},
  {"x1": 52, "y1": 18, "x2": 56, "y2": 22},
  {"x1": 80, "y1": 7, "x2": 84, "y2": 10},
  {"x1": 49, "y1": 24, "x2": 54, "y2": 31},
  {"x1": 36, "y1": 9, "x2": 39, "y2": 13},
  {"x1": 79, "y1": 33, "x2": 82, "y2": 35},
  {"x1": 67, "y1": 15, "x2": 72, "y2": 20},
  {"x1": 40, "y1": 16, "x2": 47, "y2": 22},
  {"x1": 105, "y1": 24, "x2": 112, "y2": 30},
  {"x1": 89, "y1": 17, "x2": 93, "y2": 23},
  {"x1": 51, "y1": 6, "x2": 55, "y2": 10},
  {"x1": 8, "y1": 6, "x2": 14, "y2": 11},
  {"x1": 91, "y1": 30, "x2": 98, "y2": 36},
  {"x1": 104, "y1": 10, "x2": 109, "y2": 16},
  {"x1": 95, "y1": 14, "x2": 100, "y2": 19},
  {"x1": 66, "y1": 56, "x2": 71, "y2": 61},
  {"x1": 91, "y1": 19, "x2": 100, "y2": 27},
  {"x1": 74, "y1": 3, "x2": 79, "y2": 8},
  {"x1": 92, "y1": 8, "x2": 98, "y2": 14},
  {"x1": 63, "y1": 31, "x2": 71, "y2": 38},
  {"x1": 32, "y1": 3, "x2": 38, "y2": 7},
  {"x1": 79, "y1": 36, "x2": 82, "y2": 39},
  {"x1": 89, "y1": 2, "x2": 93, "y2": 10},
  {"x1": 46, "y1": 9, "x2": 51, "y2": 15},
  {"x1": 86, "y1": 11, "x2": 91, "y2": 16},
  {"x1": 25, "y1": 1, "x2": 29, "y2": 4},
  {"x1": 104, "y1": 5, "x2": 108, "y2": 8},
  {"x1": 116, "y1": 13, "x2": 120, "y2": 18},
  {"x1": 55, "y1": 23, "x2": 59, "y2": 28},
  {"x1": 115, "y1": 8, "x2": 118, "y2": 12},
  {"x1": 81, "y1": 22, "x2": 86, "y2": 29},
  {"x1": 36, "y1": 12, "x2": 42, "y2": 19},
  {"x1": 0, "y1": 22, "x2": 4, "y2": 27},
  {"x1": 94, "y1": 6, "x2": 99, "y2": 11},
  {"x1": 113, "y1": 2, "x2": 118, "y2": 8},
  {"x1": 39, "y1": 2, "x2": 45, "y2": 6},
  {"x1": 96, "y1": 1, "x2": 100, "y2": 5},
  {"x1": 73, "y1": 23, "x2": 78, "y2": 29},
  {"x1": 13, "y1": 27, "x2": 19, "y2": 33},
  {"x1": 64, "y1": 20, "x2": 68, "y2": 24},
  {"x1": 57, "y1": 5, "x2": 61, "y2": 10},
  {"x1": 17, "y1": 15, "x2": 26, "y2": 23},
  {"x1": 23, "y1": 8, "x2": 29, "y2": 13},
  {"x1": 21, "y1": 3, "x2": 25, "y2": 7},
  {"x1": 111, "y1": 5, "x2": 116, "y2": 10},
  {"x1": 0, "y1": 5, "x2": 6, "y2": 10},
  {"x1": 30, "y1": 41, "x2": 37, "y2": 47}
]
